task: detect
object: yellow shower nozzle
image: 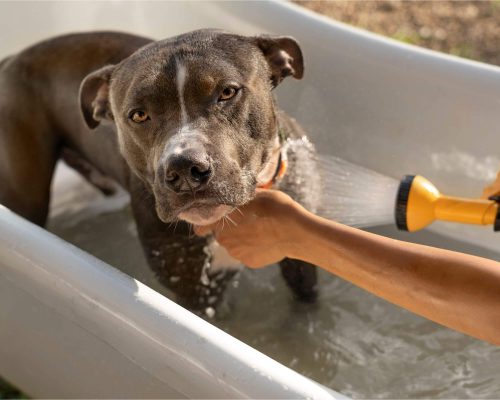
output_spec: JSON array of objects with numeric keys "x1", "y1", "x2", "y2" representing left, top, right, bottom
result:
[{"x1": 395, "y1": 175, "x2": 500, "y2": 232}]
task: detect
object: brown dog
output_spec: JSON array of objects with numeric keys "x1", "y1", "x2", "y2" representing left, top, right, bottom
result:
[{"x1": 0, "y1": 30, "x2": 319, "y2": 311}]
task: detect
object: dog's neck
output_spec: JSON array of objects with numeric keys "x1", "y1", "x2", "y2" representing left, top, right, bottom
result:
[{"x1": 256, "y1": 134, "x2": 287, "y2": 188}]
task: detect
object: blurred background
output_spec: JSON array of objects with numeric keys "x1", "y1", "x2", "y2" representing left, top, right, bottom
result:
[{"x1": 298, "y1": 1, "x2": 500, "y2": 66}]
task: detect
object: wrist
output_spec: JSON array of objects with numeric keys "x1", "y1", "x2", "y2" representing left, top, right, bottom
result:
[
  {"x1": 254, "y1": 189, "x2": 317, "y2": 261},
  {"x1": 278, "y1": 201, "x2": 314, "y2": 260},
  {"x1": 281, "y1": 203, "x2": 346, "y2": 267}
]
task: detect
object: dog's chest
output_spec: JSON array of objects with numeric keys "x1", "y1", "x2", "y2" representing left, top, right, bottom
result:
[{"x1": 207, "y1": 239, "x2": 242, "y2": 273}]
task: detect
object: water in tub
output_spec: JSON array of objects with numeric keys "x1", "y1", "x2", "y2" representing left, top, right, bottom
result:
[{"x1": 47, "y1": 148, "x2": 500, "y2": 398}]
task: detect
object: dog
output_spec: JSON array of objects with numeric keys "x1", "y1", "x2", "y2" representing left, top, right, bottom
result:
[{"x1": 0, "y1": 30, "x2": 321, "y2": 311}]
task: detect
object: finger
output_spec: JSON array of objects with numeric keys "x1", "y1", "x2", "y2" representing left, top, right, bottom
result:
[
  {"x1": 193, "y1": 224, "x2": 214, "y2": 236},
  {"x1": 246, "y1": 260, "x2": 268, "y2": 269},
  {"x1": 244, "y1": 254, "x2": 274, "y2": 269},
  {"x1": 481, "y1": 187, "x2": 500, "y2": 200}
]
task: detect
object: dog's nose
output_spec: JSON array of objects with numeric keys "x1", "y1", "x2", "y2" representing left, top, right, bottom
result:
[{"x1": 164, "y1": 150, "x2": 212, "y2": 192}]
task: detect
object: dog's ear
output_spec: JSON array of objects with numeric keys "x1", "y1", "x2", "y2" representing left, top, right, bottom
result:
[
  {"x1": 253, "y1": 35, "x2": 304, "y2": 87},
  {"x1": 79, "y1": 65, "x2": 115, "y2": 129}
]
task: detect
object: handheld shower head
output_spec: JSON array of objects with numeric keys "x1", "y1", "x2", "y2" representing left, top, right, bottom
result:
[{"x1": 395, "y1": 175, "x2": 500, "y2": 232}]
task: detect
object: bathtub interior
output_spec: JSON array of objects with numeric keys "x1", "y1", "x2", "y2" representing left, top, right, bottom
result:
[
  {"x1": 3, "y1": 1, "x2": 500, "y2": 398},
  {"x1": 47, "y1": 162, "x2": 500, "y2": 399}
]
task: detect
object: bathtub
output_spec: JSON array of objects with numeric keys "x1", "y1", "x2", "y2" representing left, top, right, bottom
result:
[{"x1": 1, "y1": 1, "x2": 500, "y2": 398}]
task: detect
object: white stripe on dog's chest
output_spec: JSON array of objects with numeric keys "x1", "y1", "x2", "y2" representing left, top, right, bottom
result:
[{"x1": 208, "y1": 239, "x2": 243, "y2": 273}]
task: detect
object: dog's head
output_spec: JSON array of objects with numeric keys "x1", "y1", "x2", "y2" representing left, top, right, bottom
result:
[{"x1": 80, "y1": 29, "x2": 303, "y2": 225}]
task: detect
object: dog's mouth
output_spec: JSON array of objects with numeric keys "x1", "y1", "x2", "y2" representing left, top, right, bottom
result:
[
  {"x1": 153, "y1": 181, "x2": 252, "y2": 225},
  {"x1": 177, "y1": 201, "x2": 233, "y2": 226}
]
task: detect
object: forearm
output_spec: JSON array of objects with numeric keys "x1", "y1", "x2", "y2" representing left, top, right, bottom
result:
[{"x1": 287, "y1": 207, "x2": 500, "y2": 345}]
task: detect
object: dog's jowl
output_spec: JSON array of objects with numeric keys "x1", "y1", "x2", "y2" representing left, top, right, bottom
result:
[{"x1": 0, "y1": 30, "x2": 320, "y2": 311}]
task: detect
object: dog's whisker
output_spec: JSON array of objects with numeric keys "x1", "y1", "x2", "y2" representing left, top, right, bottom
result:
[
  {"x1": 168, "y1": 220, "x2": 178, "y2": 233},
  {"x1": 188, "y1": 223, "x2": 195, "y2": 239},
  {"x1": 226, "y1": 214, "x2": 237, "y2": 227},
  {"x1": 215, "y1": 218, "x2": 223, "y2": 233}
]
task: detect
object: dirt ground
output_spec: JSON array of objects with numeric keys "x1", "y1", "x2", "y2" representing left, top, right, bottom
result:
[{"x1": 296, "y1": 1, "x2": 500, "y2": 66}]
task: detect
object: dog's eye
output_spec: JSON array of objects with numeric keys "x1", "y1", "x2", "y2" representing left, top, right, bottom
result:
[
  {"x1": 130, "y1": 110, "x2": 149, "y2": 123},
  {"x1": 218, "y1": 86, "x2": 238, "y2": 102}
]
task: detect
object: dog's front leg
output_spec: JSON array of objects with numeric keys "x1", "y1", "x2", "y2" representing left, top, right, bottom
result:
[
  {"x1": 279, "y1": 258, "x2": 318, "y2": 303},
  {"x1": 129, "y1": 180, "x2": 233, "y2": 312}
]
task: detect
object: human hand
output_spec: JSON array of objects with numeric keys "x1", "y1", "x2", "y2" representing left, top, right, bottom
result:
[
  {"x1": 194, "y1": 189, "x2": 303, "y2": 268},
  {"x1": 482, "y1": 171, "x2": 500, "y2": 199}
]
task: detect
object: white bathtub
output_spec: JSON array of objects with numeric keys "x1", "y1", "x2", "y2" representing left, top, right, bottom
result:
[{"x1": 1, "y1": 1, "x2": 500, "y2": 398}]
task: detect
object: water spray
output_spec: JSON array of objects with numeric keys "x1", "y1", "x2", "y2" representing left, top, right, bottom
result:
[{"x1": 313, "y1": 152, "x2": 499, "y2": 232}]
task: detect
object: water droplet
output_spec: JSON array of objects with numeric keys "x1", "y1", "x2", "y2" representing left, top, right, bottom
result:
[{"x1": 205, "y1": 307, "x2": 215, "y2": 318}]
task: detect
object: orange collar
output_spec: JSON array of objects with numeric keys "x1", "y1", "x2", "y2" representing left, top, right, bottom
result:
[{"x1": 258, "y1": 150, "x2": 288, "y2": 189}]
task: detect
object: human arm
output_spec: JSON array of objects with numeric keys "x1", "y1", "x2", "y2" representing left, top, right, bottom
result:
[{"x1": 195, "y1": 189, "x2": 500, "y2": 346}]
